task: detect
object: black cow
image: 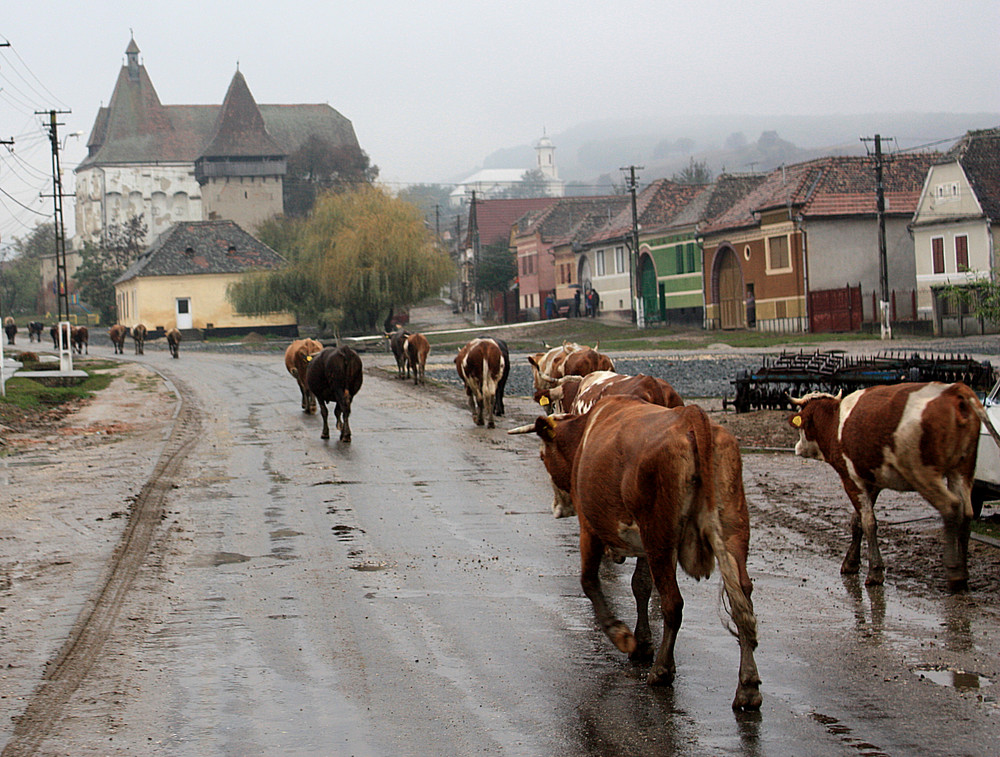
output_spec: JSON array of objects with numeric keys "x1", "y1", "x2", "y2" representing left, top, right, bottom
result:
[
  {"x1": 3, "y1": 317, "x2": 16, "y2": 346},
  {"x1": 490, "y1": 337, "x2": 511, "y2": 417},
  {"x1": 386, "y1": 328, "x2": 411, "y2": 379},
  {"x1": 27, "y1": 321, "x2": 44, "y2": 343},
  {"x1": 305, "y1": 345, "x2": 363, "y2": 442}
]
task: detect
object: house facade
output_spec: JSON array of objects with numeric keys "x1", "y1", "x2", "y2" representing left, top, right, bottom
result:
[
  {"x1": 910, "y1": 128, "x2": 1000, "y2": 334},
  {"x1": 114, "y1": 220, "x2": 294, "y2": 334},
  {"x1": 75, "y1": 38, "x2": 360, "y2": 249},
  {"x1": 700, "y1": 155, "x2": 937, "y2": 332}
]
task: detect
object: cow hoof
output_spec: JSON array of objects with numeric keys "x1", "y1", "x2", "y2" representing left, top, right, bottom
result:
[
  {"x1": 947, "y1": 577, "x2": 968, "y2": 594},
  {"x1": 321, "y1": 431, "x2": 330, "y2": 440},
  {"x1": 341, "y1": 435, "x2": 352, "y2": 443},
  {"x1": 609, "y1": 623, "x2": 636, "y2": 654},
  {"x1": 732, "y1": 686, "x2": 763, "y2": 711},
  {"x1": 487, "y1": 421, "x2": 495, "y2": 429},
  {"x1": 647, "y1": 664, "x2": 675, "y2": 686},
  {"x1": 864, "y1": 570, "x2": 885, "y2": 586},
  {"x1": 629, "y1": 641, "x2": 655, "y2": 662}
]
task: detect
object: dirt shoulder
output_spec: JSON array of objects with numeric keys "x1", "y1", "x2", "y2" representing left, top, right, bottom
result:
[{"x1": 0, "y1": 362, "x2": 178, "y2": 747}]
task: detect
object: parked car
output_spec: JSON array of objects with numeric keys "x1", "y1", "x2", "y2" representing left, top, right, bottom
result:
[{"x1": 973, "y1": 377, "x2": 1000, "y2": 519}]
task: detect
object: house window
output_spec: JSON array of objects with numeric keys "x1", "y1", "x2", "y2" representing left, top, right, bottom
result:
[
  {"x1": 596, "y1": 250, "x2": 606, "y2": 276},
  {"x1": 766, "y1": 234, "x2": 791, "y2": 272},
  {"x1": 955, "y1": 235, "x2": 969, "y2": 271},
  {"x1": 686, "y1": 243, "x2": 696, "y2": 272},
  {"x1": 931, "y1": 237, "x2": 945, "y2": 274},
  {"x1": 615, "y1": 246, "x2": 626, "y2": 274},
  {"x1": 675, "y1": 247, "x2": 684, "y2": 274}
]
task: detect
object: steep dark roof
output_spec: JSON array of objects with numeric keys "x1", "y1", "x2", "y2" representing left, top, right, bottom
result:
[
  {"x1": 588, "y1": 180, "x2": 708, "y2": 244},
  {"x1": 198, "y1": 71, "x2": 284, "y2": 159},
  {"x1": 116, "y1": 220, "x2": 285, "y2": 283},
  {"x1": 80, "y1": 40, "x2": 358, "y2": 169},
  {"x1": 946, "y1": 127, "x2": 1000, "y2": 220},
  {"x1": 516, "y1": 196, "x2": 629, "y2": 247}
]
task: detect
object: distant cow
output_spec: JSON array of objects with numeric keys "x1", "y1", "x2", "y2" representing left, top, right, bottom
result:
[
  {"x1": 535, "y1": 371, "x2": 685, "y2": 517},
  {"x1": 284, "y1": 338, "x2": 324, "y2": 413},
  {"x1": 386, "y1": 328, "x2": 411, "y2": 379},
  {"x1": 132, "y1": 323, "x2": 147, "y2": 354},
  {"x1": 27, "y1": 321, "x2": 44, "y2": 343},
  {"x1": 455, "y1": 337, "x2": 508, "y2": 429},
  {"x1": 109, "y1": 324, "x2": 128, "y2": 354},
  {"x1": 561, "y1": 347, "x2": 615, "y2": 381},
  {"x1": 166, "y1": 328, "x2": 181, "y2": 359},
  {"x1": 789, "y1": 382, "x2": 1000, "y2": 592},
  {"x1": 509, "y1": 395, "x2": 762, "y2": 710},
  {"x1": 404, "y1": 332, "x2": 430, "y2": 386},
  {"x1": 3, "y1": 317, "x2": 16, "y2": 345},
  {"x1": 71, "y1": 325, "x2": 88, "y2": 355},
  {"x1": 305, "y1": 345, "x2": 363, "y2": 442}
]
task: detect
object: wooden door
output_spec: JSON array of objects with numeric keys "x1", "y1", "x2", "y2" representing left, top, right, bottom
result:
[{"x1": 717, "y1": 249, "x2": 744, "y2": 329}]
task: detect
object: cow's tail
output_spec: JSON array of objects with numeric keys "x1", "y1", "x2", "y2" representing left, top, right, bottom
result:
[
  {"x1": 970, "y1": 393, "x2": 1000, "y2": 451},
  {"x1": 688, "y1": 406, "x2": 757, "y2": 646}
]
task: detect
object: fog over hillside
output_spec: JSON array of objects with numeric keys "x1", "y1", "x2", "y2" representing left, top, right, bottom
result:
[{"x1": 477, "y1": 112, "x2": 1000, "y2": 188}]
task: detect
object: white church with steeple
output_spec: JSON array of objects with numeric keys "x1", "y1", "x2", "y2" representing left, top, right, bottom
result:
[{"x1": 449, "y1": 131, "x2": 565, "y2": 207}]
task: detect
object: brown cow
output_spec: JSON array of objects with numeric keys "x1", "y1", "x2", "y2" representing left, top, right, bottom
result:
[
  {"x1": 561, "y1": 347, "x2": 615, "y2": 380},
  {"x1": 284, "y1": 338, "x2": 324, "y2": 412},
  {"x1": 535, "y1": 371, "x2": 685, "y2": 517},
  {"x1": 71, "y1": 325, "x2": 88, "y2": 355},
  {"x1": 305, "y1": 345, "x2": 363, "y2": 441},
  {"x1": 789, "y1": 382, "x2": 1000, "y2": 592},
  {"x1": 508, "y1": 395, "x2": 761, "y2": 710},
  {"x1": 132, "y1": 323, "x2": 147, "y2": 354},
  {"x1": 109, "y1": 324, "x2": 128, "y2": 354},
  {"x1": 166, "y1": 328, "x2": 181, "y2": 358},
  {"x1": 404, "y1": 332, "x2": 430, "y2": 386},
  {"x1": 527, "y1": 341, "x2": 587, "y2": 395},
  {"x1": 455, "y1": 337, "x2": 507, "y2": 428}
]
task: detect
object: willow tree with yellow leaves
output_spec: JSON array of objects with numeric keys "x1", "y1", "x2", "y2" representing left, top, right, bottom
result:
[{"x1": 228, "y1": 185, "x2": 454, "y2": 334}]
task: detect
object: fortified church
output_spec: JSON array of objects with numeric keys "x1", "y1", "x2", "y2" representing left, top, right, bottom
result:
[{"x1": 74, "y1": 37, "x2": 362, "y2": 248}]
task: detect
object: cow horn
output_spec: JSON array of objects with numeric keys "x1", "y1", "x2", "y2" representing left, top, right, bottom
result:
[
  {"x1": 507, "y1": 424, "x2": 537, "y2": 435},
  {"x1": 555, "y1": 374, "x2": 584, "y2": 386},
  {"x1": 787, "y1": 393, "x2": 807, "y2": 406}
]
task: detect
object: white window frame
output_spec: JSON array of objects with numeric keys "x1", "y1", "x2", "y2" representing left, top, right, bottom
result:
[
  {"x1": 765, "y1": 234, "x2": 793, "y2": 275},
  {"x1": 596, "y1": 250, "x2": 606, "y2": 277},
  {"x1": 615, "y1": 245, "x2": 626, "y2": 274}
]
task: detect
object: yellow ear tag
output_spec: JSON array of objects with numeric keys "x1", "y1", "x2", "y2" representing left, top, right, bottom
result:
[
  {"x1": 791, "y1": 415, "x2": 802, "y2": 427},
  {"x1": 539, "y1": 396, "x2": 550, "y2": 406}
]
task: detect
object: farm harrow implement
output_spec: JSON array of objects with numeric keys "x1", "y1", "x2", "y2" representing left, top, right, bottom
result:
[{"x1": 726, "y1": 350, "x2": 996, "y2": 413}]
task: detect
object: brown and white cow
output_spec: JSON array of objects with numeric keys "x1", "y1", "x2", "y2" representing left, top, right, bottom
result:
[
  {"x1": 455, "y1": 337, "x2": 507, "y2": 429},
  {"x1": 535, "y1": 371, "x2": 685, "y2": 517},
  {"x1": 386, "y1": 327, "x2": 411, "y2": 379},
  {"x1": 527, "y1": 341, "x2": 587, "y2": 395},
  {"x1": 71, "y1": 325, "x2": 88, "y2": 355},
  {"x1": 166, "y1": 328, "x2": 181, "y2": 359},
  {"x1": 27, "y1": 321, "x2": 44, "y2": 343},
  {"x1": 132, "y1": 323, "x2": 147, "y2": 354},
  {"x1": 284, "y1": 338, "x2": 324, "y2": 412},
  {"x1": 789, "y1": 382, "x2": 1000, "y2": 592},
  {"x1": 404, "y1": 332, "x2": 430, "y2": 386},
  {"x1": 508, "y1": 395, "x2": 762, "y2": 710},
  {"x1": 305, "y1": 345, "x2": 363, "y2": 442},
  {"x1": 109, "y1": 324, "x2": 128, "y2": 354}
]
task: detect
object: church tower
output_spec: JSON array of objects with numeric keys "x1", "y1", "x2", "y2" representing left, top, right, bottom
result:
[
  {"x1": 195, "y1": 69, "x2": 286, "y2": 232},
  {"x1": 535, "y1": 132, "x2": 558, "y2": 180}
]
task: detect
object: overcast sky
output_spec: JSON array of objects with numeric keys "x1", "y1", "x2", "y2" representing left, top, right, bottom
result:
[{"x1": 2, "y1": 0, "x2": 998, "y2": 241}]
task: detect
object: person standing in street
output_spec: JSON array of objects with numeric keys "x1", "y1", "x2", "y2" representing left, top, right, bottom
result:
[{"x1": 573, "y1": 288, "x2": 581, "y2": 318}]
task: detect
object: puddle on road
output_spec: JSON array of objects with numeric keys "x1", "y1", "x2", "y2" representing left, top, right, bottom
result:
[
  {"x1": 914, "y1": 666, "x2": 992, "y2": 690},
  {"x1": 331, "y1": 524, "x2": 364, "y2": 542},
  {"x1": 351, "y1": 561, "x2": 389, "y2": 572},
  {"x1": 269, "y1": 528, "x2": 303, "y2": 540},
  {"x1": 209, "y1": 551, "x2": 251, "y2": 566}
]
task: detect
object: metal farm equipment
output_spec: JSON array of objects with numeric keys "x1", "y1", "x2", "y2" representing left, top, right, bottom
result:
[{"x1": 726, "y1": 350, "x2": 996, "y2": 413}]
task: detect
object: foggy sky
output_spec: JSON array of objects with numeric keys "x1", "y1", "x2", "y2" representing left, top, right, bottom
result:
[{"x1": 2, "y1": 0, "x2": 998, "y2": 241}]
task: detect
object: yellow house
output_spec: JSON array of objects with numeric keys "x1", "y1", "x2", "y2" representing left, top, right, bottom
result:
[{"x1": 114, "y1": 219, "x2": 295, "y2": 335}]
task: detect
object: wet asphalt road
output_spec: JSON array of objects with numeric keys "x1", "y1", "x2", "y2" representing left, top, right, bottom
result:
[{"x1": 34, "y1": 346, "x2": 1000, "y2": 755}]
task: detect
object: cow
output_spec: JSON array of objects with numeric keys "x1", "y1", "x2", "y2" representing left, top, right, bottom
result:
[
  {"x1": 404, "y1": 332, "x2": 430, "y2": 386},
  {"x1": 789, "y1": 382, "x2": 1000, "y2": 592},
  {"x1": 491, "y1": 337, "x2": 511, "y2": 417},
  {"x1": 561, "y1": 347, "x2": 615, "y2": 381},
  {"x1": 508, "y1": 395, "x2": 762, "y2": 710},
  {"x1": 71, "y1": 325, "x2": 88, "y2": 355},
  {"x1": 109, "y1": 324, "x2": 128, "y2": 354},
  {"x1": 535, "y1": 371, "x2": 686, "y2": 517},
  {"x1": 305, "y1": 345, "x2": 363, "y2": 442},
  {"x1": 27, "y1": 321, "x2": 44, "y2": 343},
  {"x1": 132, "y1": 323, "x2": 147, "y2": 354},
  {"x1": 284, "y1": 338, "x2": 324, "y2": 413},
  {"x1": 527, "y1": 341, "x2": 587, "y2": 395},
  {"x1": 3, "y1": 317, "x2": 16, "y2": 345},
  {"x1": 455, "y1": 337, "x2": 507, "y2": 429},
  {"x1": 386, "y1": 327, "x2": 411, "y2": 379},
  {"x1": 166, "y1": 328, "x2": 181, "y2": 359}
]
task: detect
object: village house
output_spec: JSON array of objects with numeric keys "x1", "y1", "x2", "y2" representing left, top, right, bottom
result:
[
  {"x1": 699, "y1": 154, "x2": 937, "y2": 333},
  {"x1": 910, "y1": 127, "x2": 1000, "y2": 335},
  {"x1": 113, "y1": 220, "x2": 294, "y2": 337}
]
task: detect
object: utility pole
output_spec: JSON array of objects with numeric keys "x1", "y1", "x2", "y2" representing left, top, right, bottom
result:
[
  {"x1": 862, "y1": 134, "x2": 892, "y2": 340},
  {"x1": 39, "y1": 109, "x2": 73, "y2": 324},
  {"x1": 620, "y1": 165, "x2": 643, "y2": 324}
]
